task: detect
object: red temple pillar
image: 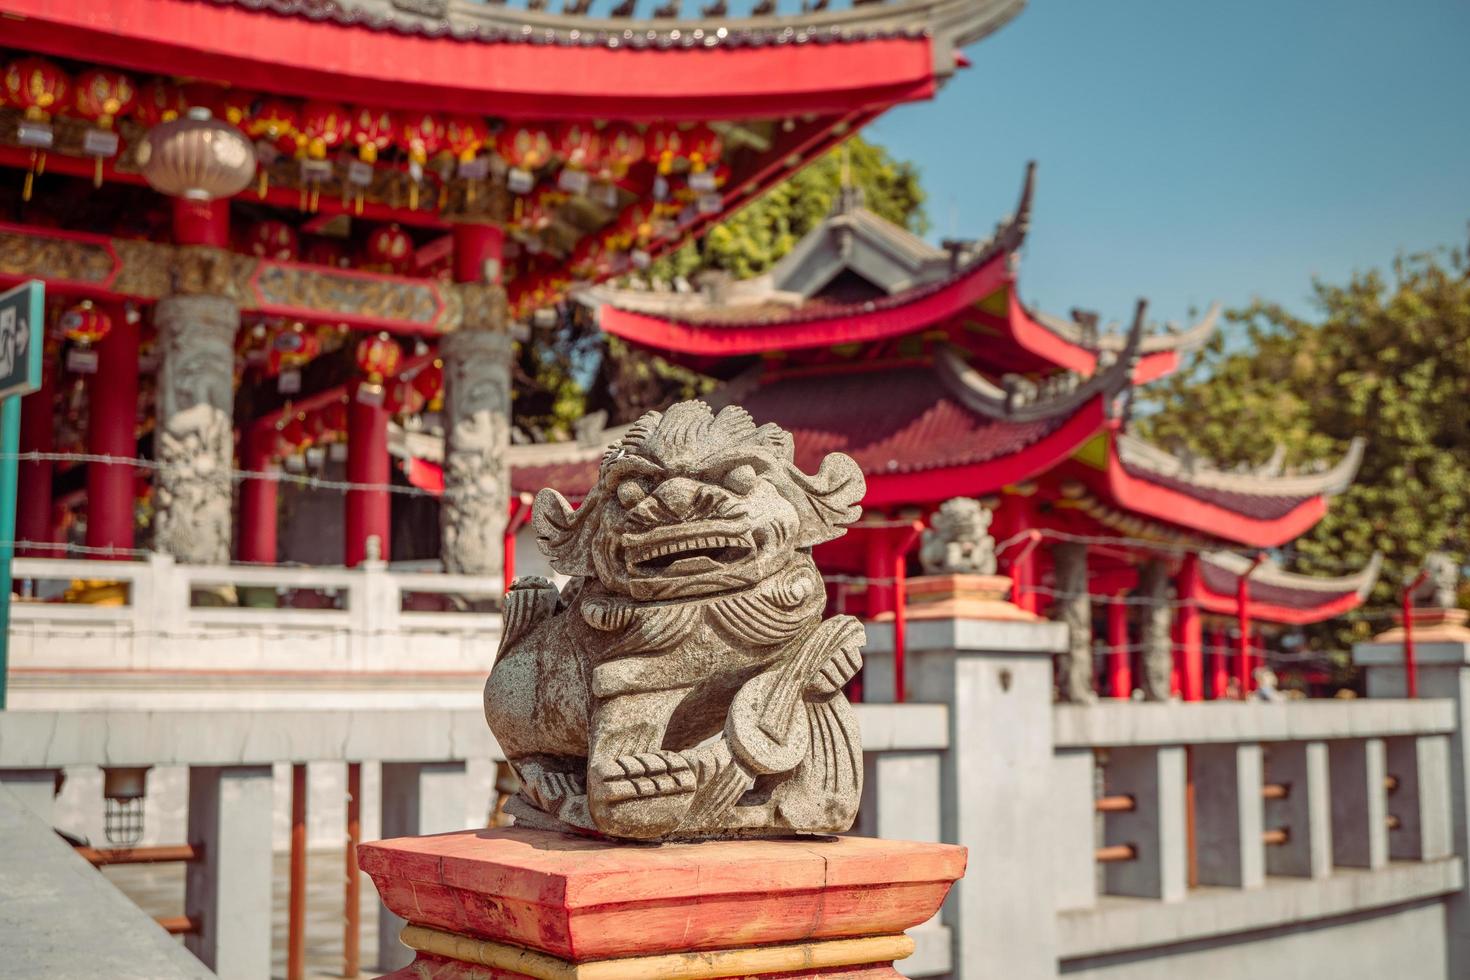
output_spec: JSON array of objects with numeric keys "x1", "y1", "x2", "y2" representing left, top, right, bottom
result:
[
  {"x1": 994, "y1": 489, "x2": 1039, "y2": 614},
  {"x1": 86, "y1": 308, "x2": 138, "y2": 558},
  {"x1": 864, "y1": 523, "x2": 894, "y2": 618},
  {"x1": 1106, "y1": 594, "x2": 1131, "y2": 699},
  {"x1": 1170, "y1": 617, "x2": 1183, "y2": 698},
  {"x1": 1176, "y1": 554, "x2": 1204, "y2": 702},
  {"x1": 172, "y1": 198, "x2": 230, "y2": 248},
  {"x1": 1208, "y1": 626, "x2": 1229, "y2": 699},
  {"x1": 238, "y1": 426, "x2": 278, "y2": 564},
  {"x1": 345, "y1": 386, "x2": 391, "y2": 567},
  {"x1": 17, "y1": 363, "x2": 57, "y2": 556}
]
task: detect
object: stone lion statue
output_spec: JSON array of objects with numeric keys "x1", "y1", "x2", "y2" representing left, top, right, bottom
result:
[
  {"x1": 485, "y1": 400, "x2": 868, "y2": 841},
  {"x1": 919, "y1": 497, "x2": 996, "y2": 576},
  {"x1": 1411, "y1": 552, "x2": 1461, "y2": 609}
]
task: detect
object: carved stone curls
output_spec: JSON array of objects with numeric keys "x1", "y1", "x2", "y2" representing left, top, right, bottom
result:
[{"x1": 484, "y1": 400, "x2": 867, "y2": 840}]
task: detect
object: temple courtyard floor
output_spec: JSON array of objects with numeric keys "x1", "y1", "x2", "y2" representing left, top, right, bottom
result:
[{"x1": 103, "y1": 851, "x2": 384, "y2": 980}]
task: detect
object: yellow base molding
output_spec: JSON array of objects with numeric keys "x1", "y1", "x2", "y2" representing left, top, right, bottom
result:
[{"x1": 399, "y1": 924, "x2": 916, "y2": 980}]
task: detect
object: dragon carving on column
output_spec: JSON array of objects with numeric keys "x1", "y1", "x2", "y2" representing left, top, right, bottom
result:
[{"x1": 485, "y1": 400, "x2": 868, "y2": 840}]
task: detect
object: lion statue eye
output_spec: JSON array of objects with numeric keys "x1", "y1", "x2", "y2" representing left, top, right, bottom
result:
[
  {"x1": 616, "y1": 481, "x2": 647, "y2": 508},
  {"x1": 723, "y1": 464, "x2": 758, "y2": 494}
]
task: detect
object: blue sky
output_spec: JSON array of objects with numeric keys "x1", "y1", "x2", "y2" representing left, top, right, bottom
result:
[{"x1": 866, "y1": 0, "x2": 1469, "y2": 328}]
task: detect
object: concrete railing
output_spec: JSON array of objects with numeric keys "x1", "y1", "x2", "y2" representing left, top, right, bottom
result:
[
  {"x1": 9, "y1": 554, "x2": 502, "y2": 678},
  {"x1": 0, "y1": 701, "x2": 952, "y2": 979},
  {"x1": 1052, "y1": 700, "x2": 1462, "y2": 976}
]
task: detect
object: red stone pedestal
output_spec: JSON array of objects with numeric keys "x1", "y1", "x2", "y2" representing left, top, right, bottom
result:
[{"x1": 359, "y1": 826, "x2": 965, "y2": 979}]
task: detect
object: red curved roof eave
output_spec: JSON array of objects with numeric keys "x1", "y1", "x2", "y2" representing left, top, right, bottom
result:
[
  {"x1": 1104, "y1": 452, "x2": 1330, "y2": 550},
  {"x1": 4, "y1": 0, "x2": 937, "y2": 119},
  {"x1": 1006, "y1": 291, "x2": 1178, "y2": 383},
  {"x1": 1193, "y1": 589, "x2": 1366, "y2": 626},
  {"x1": 600, "y1": 252, "x2": 1010, "y2": 356},
  {"x1": 860, "y1": 396, "x2": 1108, "y2": 508}
]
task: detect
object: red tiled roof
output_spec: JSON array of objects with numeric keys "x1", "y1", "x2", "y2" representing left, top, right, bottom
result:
[
  {"x1": 742, "y1": 364, "x2": 1063, "y2": 475},
  {"x1": 1115, "y1": 464, "x2": 1311, "y2": 522},
  {"x1": 510, "y1": 363, "x2": 1068, "y2": 501}
]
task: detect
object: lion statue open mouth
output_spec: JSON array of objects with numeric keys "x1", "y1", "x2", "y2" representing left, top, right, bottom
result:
[{"x1": 484, "y1": 400, "x2": 868, "y2": 841}]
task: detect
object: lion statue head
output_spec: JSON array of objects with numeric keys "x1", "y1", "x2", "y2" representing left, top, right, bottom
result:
[{"x1": 533, "y1": 401, "x2": 865, "y2": 601}]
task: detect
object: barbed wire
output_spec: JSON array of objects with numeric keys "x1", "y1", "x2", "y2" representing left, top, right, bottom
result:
[{"x1": 7, "y1": 451, "x2": 435, "y2": 497}]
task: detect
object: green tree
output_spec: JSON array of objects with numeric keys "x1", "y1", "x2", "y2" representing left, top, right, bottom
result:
[
  {"x1": 1140, "y1": 243, "x2": 1470, "y2": 653},
  {"x1": 562, "y1": 134, "x2": 926, "y2": 425},
  {"x1": 650, "y1": 134, "x2": 927, "y2": 281}
]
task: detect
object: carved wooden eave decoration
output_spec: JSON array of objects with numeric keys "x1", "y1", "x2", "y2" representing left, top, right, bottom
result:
[
  {"x1": 935, "y1": 295, "x2": 1143, "y2": 423},
  {"x1": 0, "y1": 223, "x2": 506, "y2": 335},
  {"x1": 1114, "y1": 432, "x2": 1367, "y2": 500},
  {"x1": 1030, "y1": 301, "x2": 1220, "y2": 357},
  {"x1": 1053, "y1": 483, "x2": 1218, "y2": 552}
]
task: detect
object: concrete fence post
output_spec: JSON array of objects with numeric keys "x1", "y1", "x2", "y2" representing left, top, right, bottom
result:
[
  {"x1": 1264, "y1": 740, "x2": 1332, "y2": 878},
  {"x1": 184, "y1": 764, "x2": 274, "y2": 980},
  {"x1": 1329, "y1": 738, "x2": 1388, "y2": 869},
  {"x1": 864, "y1": 615, "x2": 1067, "y2": 979},
  {"x1": 1192, "y1": 742, "x2": 1264, "y2": 889},
  {"x1": 1051, "y1": 747, "x2": 1098, "y2": 911},
  {"x1": 1102, "y1": 746, "x2": 1187, "y2": 901},
  {"x1": 377, "y1": 761, "x2": 469, "y2": 971},
  {"x1": 1385, "y1": 734, "x2": 1453, "y2": 861}
]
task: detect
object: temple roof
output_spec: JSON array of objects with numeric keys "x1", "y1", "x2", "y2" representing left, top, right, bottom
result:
[
  {"x1": 1196, "y1": 550, "x2": 1382, "y2": 625},
  {"x1": 1086, "y1": 432, "x2": 1367, "y2": 548},
  {"x1": 585, "y1": 163, "x2": 1217, "y2": 381},
  {"x1": 188, "y1": 0, "x2": 1023, "y2": 59},
  {"x1": 7, "y1": 0, "x2": 1024, "y2": 118},
  {"x1": 508, "y1": 335, "x2": 1131, "y2": 504}
]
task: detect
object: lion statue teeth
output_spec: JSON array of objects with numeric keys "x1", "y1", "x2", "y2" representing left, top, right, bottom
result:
[{"x1": 484, "y1": 400, "x2": 868, "y2": 841}]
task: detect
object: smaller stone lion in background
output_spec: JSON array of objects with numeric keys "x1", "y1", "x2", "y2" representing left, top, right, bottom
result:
[{"x1": 919, "y1": 497, "x2": 996, "y2": 576}]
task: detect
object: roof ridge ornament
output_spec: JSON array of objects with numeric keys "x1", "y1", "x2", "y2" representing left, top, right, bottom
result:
[{"x1": 935, "y1": 296, "x2": 1143, "y2": 423}]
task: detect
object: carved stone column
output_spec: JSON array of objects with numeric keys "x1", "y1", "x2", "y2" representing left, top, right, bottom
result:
[
  {"x1": 154, "y1": 293, "x2": 238, "y2": 565},
  {"x1": 1139, "y1": 558, "x2": 1173, "y2": 701},
  {"x1": 440, "y1": 315, "x2": 512, "y2": 575},
  {"x1": 1052, "y1": 541, "x2": 1096, "y2": 703}
]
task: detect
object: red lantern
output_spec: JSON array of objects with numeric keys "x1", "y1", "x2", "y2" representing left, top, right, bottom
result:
[
  {"x1": 73, "y1": 68, "x2": 137, "y2": 188},
  {"x1": 135, "y1": 80, "x2": 188, "y2": 127},
  {"x1": 60, "y1": 300, "x2": 111, "y2": 346},
  {"x1": 4, "y1": 58, "x2": 70, "y2": 121},
  {"x1": 248, "y1": 98, "x2": 300, "y2": 153},
  {"x1": 267, "y1": 322, "x2": 320, "y2": 375},
  {"x1": 599, "y1": 122, "x2": 645, "y2": 180},
  {"x1": 391, "y1": 378, "x2": 427, "y2": 415},
  {"x1": 363, "y1": 224, "x2": 415, "y2": 275},
  {"x1": 300, "y1": 101, "x2": 350, "y2": 160},
  {"x1": 444, "y1": 115, "x2": 490, "y2": 164},
  {"x1": 555, "y1": 122, "x2": 603, "y2": 172},
  {"x1": 350, "y1": 107, "x2": 395, "y2": 164},
  {"x1": 497, "y1": 124, "x2": 554, "y2": 171},
  {"x1": 644, "y1": 123, "x2": 683, "y2": 176},
  {"x1": 276, "y1": 413, "x2": 311, "y2": 455},
  {"x1": 245, "y1": 220, "x2": 299, "y2": 261},
  {"x1": 411, "y1": 361, "x2": 444, "y2": 410},
  {"x1": 355, "y1": 332, "x2": 402, "y2": 383},
  {"x1": 4, "y1": 58, "x2": 71, "y2": 201},
  {"x1": 74, "y1": 69, "x2": 136, "y2": 130},
  {"x1": 614, "y1": 200, "x2": 658, "y2": 247},
  {"x1": 395, "y1": 112, "x2": 443, "y2": 166},
  {"x1": 682, "y1": 123, "x2": 722, "y2": 173}
]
